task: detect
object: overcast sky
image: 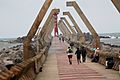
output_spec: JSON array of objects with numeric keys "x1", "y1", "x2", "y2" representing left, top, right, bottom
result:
[{"x1": 0, "y1": 0, "x2": 120, "y2": 38}]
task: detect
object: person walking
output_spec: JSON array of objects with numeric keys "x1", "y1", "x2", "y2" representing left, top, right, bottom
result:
[
  {"x1": 58, "y1": 34, "x2": 62, "y2": 42},
  {"x1": 75, "y1": 47, "x2": 82, "y2": 64},
  {"x1": 66, "y1": 47, "x2": 73, "y2": 65},
  {"x1": 62, "y1": 36, "x2": 64, "y2": 42},
  {"x1": 81, "y1": 46, "x2": 87, "y2": 62}
]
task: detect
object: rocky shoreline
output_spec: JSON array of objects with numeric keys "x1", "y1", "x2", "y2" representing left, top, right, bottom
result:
[
  {"x1": 8, "y1": 36, "x2": 26, "y2": 43},
  {"x1": 0, "y1": 36, "x2": 37, "y2": 72},
  {"x1": 101, "y1": 43, "x2": 120, "y2": 53},
  {"x1": 0, "y1": 44, "x2": 23, "y2": 72}
]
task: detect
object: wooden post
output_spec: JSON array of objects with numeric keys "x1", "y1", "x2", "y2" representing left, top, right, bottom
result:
[{"x1": 23, "y1": 0, "x2": 53, "y2": 60}]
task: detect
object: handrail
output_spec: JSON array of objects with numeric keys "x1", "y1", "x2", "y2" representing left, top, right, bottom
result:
[
  {"x1": 0, "y1": 44, "x2": 51, "y2": 80},
  {"x1": 86, "y1": 47, "x2": 120, "y2": 71}
]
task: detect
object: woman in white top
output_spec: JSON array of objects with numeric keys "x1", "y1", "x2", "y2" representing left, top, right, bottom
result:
[{"x1": 66, "y1": 47, "x2": 73, "y2": 65}]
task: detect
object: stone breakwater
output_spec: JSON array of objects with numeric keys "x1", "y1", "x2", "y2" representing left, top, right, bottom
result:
[
  {"x1": 101, "y1": 42, "x2": 120, "y2": 53},
  {"x1": 0, "y1": 44, "x2": 23, "y2": 72}
]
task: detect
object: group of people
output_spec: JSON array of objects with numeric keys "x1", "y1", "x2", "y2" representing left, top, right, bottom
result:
[
  {"x1": 66, "y1": 46, "x2": 87, "y2": 65},
  {"x1": 66, "y1": 42, "x2": 115, "y2": 69}
]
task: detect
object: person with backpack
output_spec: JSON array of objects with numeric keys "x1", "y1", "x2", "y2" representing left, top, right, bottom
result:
[{"x1": 66, "y1": 47, "x2": 73, "y2": 65}]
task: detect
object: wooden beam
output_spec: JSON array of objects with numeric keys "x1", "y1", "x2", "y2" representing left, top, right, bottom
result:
[
  {"x1": 39, "y1": 9, "x2": 60, "y2": 38},
  {"x1": 63, "y1": 12, "x2": 85, "y2": 43},
  {"x1": 111, "y1": 0, "x2": 120, "y2": 13},
  {"x1": 58, "y1": 21, "x2": 66, "y2": 35},
  {"x1": 39, "y1": 9, "x2": 60, "y2": 46},
  {"x1": 60, "y1": 20, "x2": 71, "y2": 35},
  {"x1": 66, "y1": 1, "x2": 100, "y2": 48},
  {"x1": 61, "y1": 17, "x2": 76, "y2": 34},
  {"x1": 44, "y1": 18, "x2": 54, "y2": 42},
  {"x1": 60, "y1": 20, "x2": 72, "y2": 40},
  {"x1": 59, "y1": 23, "x2": 69, "y2": 39},
  {"x1": 23, "y1": 0, "x2": 53, "y2": 60},
  {"x1": 36, "y1": 27, "x2": 41, "y2": 53}
]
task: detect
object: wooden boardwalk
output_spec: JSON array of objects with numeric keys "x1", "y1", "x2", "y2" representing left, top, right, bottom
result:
[
  {"x1": 57, "y1": 54, "x2": 107, "y2": 80},
  {"x1": 35, "y1": 37, "x2": 120, "y2": 80}
]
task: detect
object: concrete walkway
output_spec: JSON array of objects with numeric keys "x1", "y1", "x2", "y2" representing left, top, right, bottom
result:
[{"x1": 35, "y1": 37, "x2": 120, "y2": 80}]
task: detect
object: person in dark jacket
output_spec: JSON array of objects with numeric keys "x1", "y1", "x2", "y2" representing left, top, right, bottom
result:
[
  {"x1": 81, "y1": 46, "x2": 87, "y2": 62},
  {"x1": 75, "y1": 47, "x2": 82, "y2": 64},
  {"x1": 62, "y1": 36, "x2": 64, "y2": 42}
]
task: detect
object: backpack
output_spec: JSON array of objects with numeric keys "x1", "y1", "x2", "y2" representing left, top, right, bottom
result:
[{"x1": 68, "y1": 48, "x2": 73, "y2": 53}]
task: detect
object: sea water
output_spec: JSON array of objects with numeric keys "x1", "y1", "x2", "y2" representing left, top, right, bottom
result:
[
  {"x1": 0, "y1": 38, "x2": 20, "y2": 50},
  {"x1": 0, "y1": 33, "x2": 120, "y2": 49},
  {"x1": 99, "y1": 33, "x2": 120, "y2": 46},
  {"x1": 100, "y1": 38, "x2": 120, "y2": 46}
]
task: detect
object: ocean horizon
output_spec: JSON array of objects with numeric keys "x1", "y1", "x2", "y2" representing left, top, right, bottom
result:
[
  {"x1": 0, "y1": 33, "x2": 120, "y2": 50},
  {"x1": 0, "y1": 38, "x2": 20, "y2": 50}
]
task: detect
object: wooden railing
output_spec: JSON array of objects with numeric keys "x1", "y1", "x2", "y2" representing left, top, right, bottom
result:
[
  {"x1": 86, "y1": 48, "x2": 120, "y2": 71},
  {"x1": 0, "y1": 42, "x2": 51, "y2": 80}
]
